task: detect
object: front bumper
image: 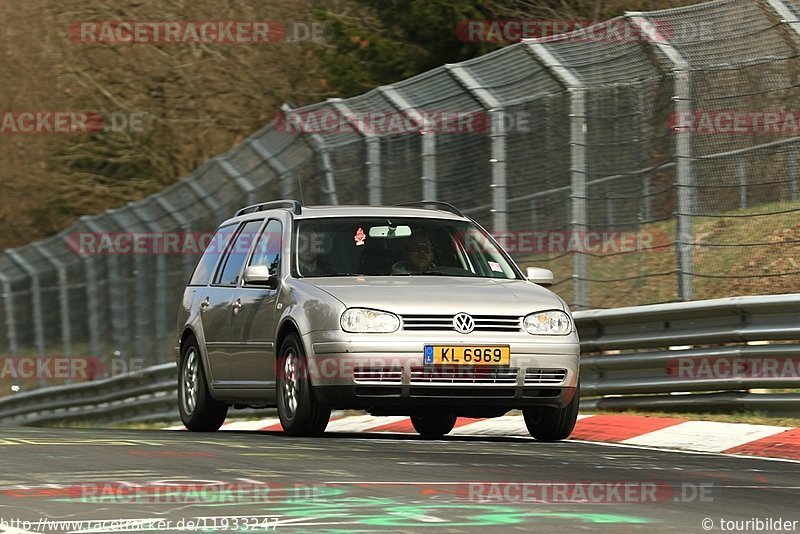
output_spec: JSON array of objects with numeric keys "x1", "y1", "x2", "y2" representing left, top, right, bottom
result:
[{"x1": 302, "y1": 330, "x2": 580, "y2": 412}]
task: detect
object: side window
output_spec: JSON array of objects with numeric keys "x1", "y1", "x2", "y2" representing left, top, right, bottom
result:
[
  {"x1": 249, "y1": 219, "x2": 282, "y2": 274},
  {"x1": 213, "y1": 220, "x2": 264, "y2": 286},
  {"x1": 188, "y1": 224, "x2": 237, "y2": 286}
]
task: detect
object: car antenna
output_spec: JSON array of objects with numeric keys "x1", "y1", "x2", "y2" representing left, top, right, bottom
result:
[{"x1": 281, "y1": 101, "x2": 305, "y2": 205}]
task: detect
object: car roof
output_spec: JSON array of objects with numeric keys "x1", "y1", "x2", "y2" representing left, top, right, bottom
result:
[
  {"x1": 223, "y1": 205, "x2": 470, "y2": 225},
  {"x1": 295, "y1": 205, "x2": 469, "y2": 221}
]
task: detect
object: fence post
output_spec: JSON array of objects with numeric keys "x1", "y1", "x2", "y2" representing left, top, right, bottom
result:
[
  {"x1": 446, "y1": 64, "x2": 508, "y2": 235},
  {"x1": 628, "y1": 12, "x2": 694, "y2": 301},
  {"x1": 525, "y1": 42, "x2": 588, "y2": 310},
  {"x1": 6, "y1": 251, "x2": 46, "y2": 386},
  {"x1": 0, "y1": 271, "x2": 19, "y2": 378},
  {"x1": 131, "y1": 205, "x2": 168, "y2": 365},
  {"x1": 379, "y1": 86, "x2": 437, "y2": 201},
  {"x1": 738, "y1": 158, "x2": 747, "y2": 209},
  {"x1": 83, "y1": 217, "x2": 129, "y2": 361},
  {"x1": 282, "y1": 103, "x2": 339, "y2": 205},
  {"x1": 329, "y1": 99, "x2": 382, "y2": 205},
  {"x1": 246, "y1": 137, "x2": 296, "y2": 199},
  {"x1": 217, "y1": 157, "x2": 257, "y2": 206},
  {"x1": 154, "y1": 195, "x2": 196, "y2": 280},
  {"x1": 186, "y1": 177, "x2": 223, "y2": 221},
  {"x1": 33, "y1": 243, "x2": 72, "y2": 357},
  {"x1": 789, "y1": 145, "x2": 798, "y2": 201},
  {"x1": 79, "y1": 217, "x2": 103, "y2": 360}
]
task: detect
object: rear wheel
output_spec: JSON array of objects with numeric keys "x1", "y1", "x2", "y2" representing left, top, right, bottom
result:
[
  {"x1": 523, "y1": 386, "x2": 580, "y2": 441},
  {"x1": 411, "y1": 414, "x2": 457, "y2": 439},
  {"x1": 277, "y1": 333, "x2": 331, "y2": 437},
  {"x1": 178, "y1": 337, "x2": 227, "y2": 431}
]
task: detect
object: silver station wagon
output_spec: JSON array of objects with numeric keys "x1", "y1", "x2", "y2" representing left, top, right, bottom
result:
[{"x1": 176, "y1": 200, "x2": 580, "y2": 440}]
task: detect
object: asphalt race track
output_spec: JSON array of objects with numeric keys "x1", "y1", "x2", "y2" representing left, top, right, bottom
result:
[{"x1": 0, "y1": 426, "x2": 798, "y2": 533}]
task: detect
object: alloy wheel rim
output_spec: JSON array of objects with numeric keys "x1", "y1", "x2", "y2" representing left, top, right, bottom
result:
[
  {"x1": 182, "y1": 348, "x2": 199, "y2": 415},
  {"x1": 283, "y1": 349, "x2": 298, "y2": 417}
]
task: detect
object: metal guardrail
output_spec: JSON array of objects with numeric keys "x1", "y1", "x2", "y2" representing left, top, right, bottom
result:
[
  {"x1": 0, "y1": 363, "x2": 275, "y2": 426},
  {"x1": 0, "y1": 294, "x2": 797, "y2": 425},
  {"x1": 575, "y1": 294, "x2": 800, "y2": 414}
]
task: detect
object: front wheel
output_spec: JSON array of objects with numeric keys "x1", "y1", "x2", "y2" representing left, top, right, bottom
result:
[
  {"x1": 178, "y1": 338, "x2": 227, "y2": 431},
  {"x1": 410, "y1": 414, "x2": 457, "y2": 439},
  {"x1": 523, "y1": 386, "x2": 580, "y2": 441},
  {"x1": 277, "y1": 333, "x2": 331, "y2": 437}
]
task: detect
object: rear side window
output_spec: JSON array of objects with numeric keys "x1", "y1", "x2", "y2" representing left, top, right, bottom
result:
[
  {"x1": 188, "y1": 224, "x2": 237, "y2": 286},
  {"x1": 214, "y1": 220, "x2": 264, "y2": 286}
]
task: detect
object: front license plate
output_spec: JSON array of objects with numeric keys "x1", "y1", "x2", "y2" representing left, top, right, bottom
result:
[{"x1": 423, "y1": 345, "x2": 510, "y2": 366}]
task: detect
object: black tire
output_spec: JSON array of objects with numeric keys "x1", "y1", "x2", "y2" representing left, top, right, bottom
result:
[
  {"x1": 410, "y1": 414, "x2": 457, "y2": 439},
  {"x1": 178, "y1": 337, "x2": 227, "y2": 432},
  {"x1": 277, "y1": 333, "x2": 331, "y2": 437},
  {"x1": 523, "y1": 385, "x2": 580, "y2": 441}
]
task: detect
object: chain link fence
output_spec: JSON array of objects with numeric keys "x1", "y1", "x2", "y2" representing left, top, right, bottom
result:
[{"x1": 1, "y1": 0, "x2": 800, "y2": 381}]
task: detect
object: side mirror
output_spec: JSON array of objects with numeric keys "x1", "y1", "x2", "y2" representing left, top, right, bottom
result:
[
  {"x1": 243, "y1": 265, "x2": 278, "y2": 289},
  {"x1": 526, "y1": 267, "x2": 554, "y2": 287}
]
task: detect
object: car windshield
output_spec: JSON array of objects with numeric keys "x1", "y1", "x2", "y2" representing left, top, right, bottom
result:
[{"x1": 294, "y1": 217, "x2": 520, "y2": 279}]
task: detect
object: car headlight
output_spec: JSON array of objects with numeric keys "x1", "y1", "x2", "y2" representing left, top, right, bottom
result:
[
  {"x1": 341, "y1": 308, "x2": 400, "y2": 333},
  {"x1": 523, "y1": 310, "x2": 572, "y2": 335}
]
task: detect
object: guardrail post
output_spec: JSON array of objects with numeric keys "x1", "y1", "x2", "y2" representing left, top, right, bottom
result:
[
  {"x1": 445, "y1": 64, "x2": 508, "y2": 234},
  {"x1": 329, "y1": 99, "x2": 382, "y2": 205},
  {"x1": 379, "y1": 86, "x2": 437, "y2": 201},
  {"x1": 33, "y1": 243, "x2": 72, "y2": 358},
  {"x1": 6, "y1": 251, "x2": 46, "y2": 386},
  {"x1": 628, "y1": 12, "x2": 694, "y2": 301},
  {"x1": 525, "y1": 42, "x2": 588, "y2": 309},
  {"x1": 282, "y1": 103, "x2": 339, "y2": 205}
]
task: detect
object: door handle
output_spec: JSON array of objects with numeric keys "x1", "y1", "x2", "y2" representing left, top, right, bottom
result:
[
  {"x1": 200, "y1": 297, "x2": 210, "y2": 313},
  {"x1": 232, "y1": 299, "x2": 242, "y2": 316}
]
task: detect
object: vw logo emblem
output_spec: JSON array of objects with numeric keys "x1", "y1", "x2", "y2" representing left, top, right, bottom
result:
[{"x1": 453, "y1": 313, "x2": 475, "y2": 334}]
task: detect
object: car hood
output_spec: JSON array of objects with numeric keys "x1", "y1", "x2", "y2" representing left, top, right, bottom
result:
[{"x1": 307, "y1": 276, "x2": 565, "y2": 316}]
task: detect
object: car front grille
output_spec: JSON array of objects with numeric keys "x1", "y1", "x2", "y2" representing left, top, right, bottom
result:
[
  {"x1": 409, "y1": 366, "x2": 518, "y2": 385},
  {"x1": 401, "y1": 314, "x2": 522, "y2": 332},
  {"x1": 524, "y1": 368, "x2": 567, "y2": 385},
  {"x1": 353, "y1": 367, "x2": 404, "y2": 385}
]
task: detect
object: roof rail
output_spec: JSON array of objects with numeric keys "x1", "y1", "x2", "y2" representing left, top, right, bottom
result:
[
  {"x1": 394, "y1": 201, "x2": 465, "y2": 217},
  {"x1": 235, "y1": 200, "x2": 303, "y2": 217}
]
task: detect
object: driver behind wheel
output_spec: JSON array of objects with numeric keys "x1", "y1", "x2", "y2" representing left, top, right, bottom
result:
[{"x1": 392, "y1": 231, "x2": 437, "y2": 274}]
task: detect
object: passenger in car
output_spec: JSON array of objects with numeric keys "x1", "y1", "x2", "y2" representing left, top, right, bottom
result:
[
  {"x1": 298, "y1": 231, "x2": 335, "y2": 276},
  {"x1": 392, "y1": 232, "x2": 437, "y2": 274}
]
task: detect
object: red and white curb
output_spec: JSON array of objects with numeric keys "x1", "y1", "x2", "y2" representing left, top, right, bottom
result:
[{"x1": 166, "y1": 413, "x2": 800, "y2": 461}]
